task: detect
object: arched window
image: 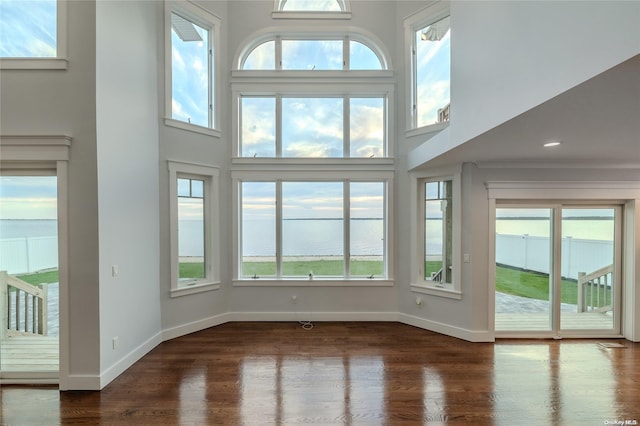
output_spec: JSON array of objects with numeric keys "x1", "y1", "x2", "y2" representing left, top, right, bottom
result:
[
  {"x1": 242, "y1": 36, "x2": 386, "y2": 71},
  {"x1": 272, "y1": 0, "x2": 351, "y2": 19},
  {"x1": 231, "y1": 26, "x2": 395, "y2": 285}
]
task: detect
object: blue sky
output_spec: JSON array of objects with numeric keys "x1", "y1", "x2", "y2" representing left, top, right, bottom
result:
[
  {"x1": 0, "y1": 0, "x2": 56, "y2": 57},
  {"x1": 0, "y1": 177, "x2": 57, "y2": 219}
]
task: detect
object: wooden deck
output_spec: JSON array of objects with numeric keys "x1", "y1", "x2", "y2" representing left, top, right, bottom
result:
[
  {"x1": 496, "y1": 311, "x2": 615, "y2": 331},
  {"x1": 1, "y1": 335, "x2": 59, "y2": 373}
]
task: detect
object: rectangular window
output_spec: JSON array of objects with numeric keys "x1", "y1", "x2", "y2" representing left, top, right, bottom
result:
[
  {"x1": 0, "y1": 0, "x2": 67, "y2": 69},
  {"x1": 177, "y1": 177, "x2": 205, "y2": 282},
  {"x1": 165, "y1": 1, "x2": 220, "y2": 134},
  {"x1": 239, "y1": 95, "x2": 386, "y2": 158},
  {"x1": 412, "y1": 172, "x2": 460, "y2": 298},
  {"x1": 424, "y1": 179, "x2": 452, "y2": 283},
  {"x1": 404, "y1": 3, "x2": 450, "y2": 131},
  {"x1": 238, "y1": 179, "x2": 389, "y2": 281},
  {"x1": 169, "y1": 161, "x2": 220, "y2": 297}
]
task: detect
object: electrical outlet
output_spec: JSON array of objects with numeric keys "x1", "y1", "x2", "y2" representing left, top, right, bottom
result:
[
  {"x1": 112, "y1": 336, "x2": 119, "y2": 350},
  {"x1": 291, "y1": 295, "x2": 298, "y2": 304}
]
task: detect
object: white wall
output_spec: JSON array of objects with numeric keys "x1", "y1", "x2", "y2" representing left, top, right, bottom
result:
[
  {"x1": 96, "y1": 0, "x2": 162, "y2": 387},
  {"x1": 415, "y1": 0, "x2": 640, "y2": 163},
  {"x1": 158, "y1": 0, "x2": 231, "y2": 333},
  {"x1": 0, "y1": 0, "x2": 101, "y2": 386}
]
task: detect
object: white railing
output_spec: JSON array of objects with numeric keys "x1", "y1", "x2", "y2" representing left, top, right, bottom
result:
[
  {"x1": 0, "y1": 271, "x2": 48, "y2": 338},
  {"x1": 577, "y1": 265, "x2": 613, "y2": 313}
]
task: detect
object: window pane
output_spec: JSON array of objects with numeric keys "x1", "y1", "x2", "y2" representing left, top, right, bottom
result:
[
  {"x1": 281, "y1": 0, "x2": 341, "y2": 11},
  {"x1": 282, "y1": 97, "x2": 343, "y2": 157},
  {"x1": 349, "y1": 41, "x2": 382, "y2": 70},
  {"x1": 0, "y1": 0, "x2": 56, "y2": 57},
  {"x1": 350, "y1": 182, "x2": 384, "y2": 277},
  {"x1": 177, "y1": 178, "x2": 191, "y2": 197},
  {"x1": 415, "y1": 15, "x2": 450, "y2": 127},
  {"x1": 350, "y1": 98, "x2": 384, "y2": 158},
  {"x1": 282, "y1": 182, "x2": 343, "y2": 277},
  {"x1": 171, "y1": 12, "x2": 210, "y2": 127},
  {"x1": 241, "y1": 97, "x2": 276, "y2": 157},
  {"x1": 243, "y1": 40, "x2": 275, "y2": 70},
  {"x1": 241, "y1": 182, "x2": 276, "y2": 277},
  {"x1": 425, "y1": 180, "x2": 452, "y2": 282},
  {"x1": 282, "y1": 40, "x2": 343, "y2": 70},
  {"x1": 561, "y1": 208, "x2": 615, "y2": 331},
  {"x1": 178, "y1": 179, "x2": 205, "y2": 283}
]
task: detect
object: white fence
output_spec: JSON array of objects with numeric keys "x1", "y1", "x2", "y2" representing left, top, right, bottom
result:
[
  {"x1": 0, "y1": 236, "x2": 58, "y2": 274},
  {"x1": 496, "y1": 234, "x2": 613, "y2": 280}
]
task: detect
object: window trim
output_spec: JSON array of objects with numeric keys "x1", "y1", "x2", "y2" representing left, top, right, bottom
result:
[
  {"x1": 232, "y1": 170, "x2": 394, "y2": 286},
  {"x1": 164, "y1": 1, "x2": 221, "y2": 135},
  {"x1": 168, "y1": 160, "x2": 220, "y2": 297},
  {"x1": 410, "y1": 166, "x2": 461, "y2": 299},
  {"x1": 403, "y1": 1, "x2": 451, "y2": 135},
  {"x1": 0, "y1": 0, "x2": 68, "y2": 70},
  {"x1": 272, "y1": 0, "x2": 351, "y2": 19}
]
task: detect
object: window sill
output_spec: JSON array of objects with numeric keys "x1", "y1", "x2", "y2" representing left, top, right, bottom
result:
[
  {"x1": 164, "y1": 118, "x2": 221, "y2": 138},
  {"x1": 232, "y1": 157, "x2": 394, "y2": 167},
  {"x1": 0, "y1": 58, "x2": 68, "y2": 70},
  {"x1": 170, "y1": 281, "x2": 221, "y2": 298},
  {"x1": 234, "y1": 279, "x2": 394, "y2": 287},
  {"x1": 411, "y1": 283, "x2": 461, "y2": 300},
  {"x1": 405, "y1": 121, "x2": 449, "y2": 139}
]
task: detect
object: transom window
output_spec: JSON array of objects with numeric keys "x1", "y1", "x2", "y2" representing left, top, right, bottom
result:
[
  {"x1": 240, "y1": 95, "x2": 386, "y2": 158},
  {"x1": 237, "y1": 178, "x2": 390, "y2": 281},
  {"x1": 242, "y1": 37, "x2": 384, "y2": 70},
  {"x1": 279, "y1": 0, "x2": 343, "y2": 12}
]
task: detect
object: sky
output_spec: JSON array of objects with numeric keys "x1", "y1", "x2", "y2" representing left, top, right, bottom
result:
[
  {"x1": 0, "y1": 0, "x2": 56, "y2": 57},
  {"x1": 0, "y1": 177, "x2": 57, "y2": 220}
]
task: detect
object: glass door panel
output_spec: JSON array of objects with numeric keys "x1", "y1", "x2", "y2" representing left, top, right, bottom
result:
[
  {"x1": 495, "y1": 208, "x2": 553, "y2": 332},
  {"x1": 0, "y1": 175, "x2": 59, "y2": 374},
  {"x1": 560, "y1": 208, "x2": 617, "y2": 331}
]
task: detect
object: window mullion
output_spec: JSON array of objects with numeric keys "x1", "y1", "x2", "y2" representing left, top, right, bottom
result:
[
  {"x1": 343, "y1": 36, "x2": 349, "y2": 70},
  {"x1": 275, "y1": 36, "x2": 282, "y2": 70},
  {"x1": 344, "y1": 180, "x2": 351, "y2": 278},
  {"x1": 276, "y1": 95, "x2": 283, "y2": 157},
  {"x1": 208, "y1": 31, "x2": 214, "y2": 128},
  {"x1": 344, "y1": 96, "x2": 350, "y2": 157},
  {"x1": 276, "y1": 180, "x2": 283, "y2": 278}
]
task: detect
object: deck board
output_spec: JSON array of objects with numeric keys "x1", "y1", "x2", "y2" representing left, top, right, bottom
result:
[
  {"x1": 496, "y1": 311, "x2": 614, "y2": 331},
  {"x1": 1, "y1": 336, "x2": 59, "y2": 372}
]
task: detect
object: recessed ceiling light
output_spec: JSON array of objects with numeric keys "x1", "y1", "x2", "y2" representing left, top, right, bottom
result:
[{"x1": 543, "y1": 141, "x2": 561, "y2": 147}]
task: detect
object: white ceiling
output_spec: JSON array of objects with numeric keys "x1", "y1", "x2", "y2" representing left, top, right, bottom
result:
[{"x1": 416, "y1": 54, "x2": 640, "y2": 170}]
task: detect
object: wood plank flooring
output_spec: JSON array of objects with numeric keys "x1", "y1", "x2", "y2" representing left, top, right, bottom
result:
[
  {"x1": 0, "y1": 335, "x2": 59, "y2": 372},
  {"x1": 2, "y1": 322, "x2": 639, "y2": 425}
]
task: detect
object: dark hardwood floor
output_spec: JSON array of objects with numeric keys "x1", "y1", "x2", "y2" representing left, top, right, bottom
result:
[{"x1": 2, "y1": 322, "x2": 639, "y2": 425}]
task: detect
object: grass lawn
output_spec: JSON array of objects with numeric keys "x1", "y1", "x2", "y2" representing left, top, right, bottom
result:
[
  {"x1": 13, "y1": 264, "x2": 611, "y2": 309},
  {"x1": 496, "y1": 265, "x2": 611, "y2": 307},
  {"x1": 242, "y1": 259, "x2": 384, "y2": 278}
]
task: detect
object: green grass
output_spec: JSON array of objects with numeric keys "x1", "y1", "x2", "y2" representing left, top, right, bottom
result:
[
  {"x1": 179, "y1": 262, "x2": 205, "y2": 279},
  {"x1": 242, "y1": 259, "x2": 384, "y2": 278},
  {"x1": 16, "y1": 270, "x2": 59, "y2": 286},
  {"x1": 495, "y1": 265, "x2": 611, "y2": 307}
]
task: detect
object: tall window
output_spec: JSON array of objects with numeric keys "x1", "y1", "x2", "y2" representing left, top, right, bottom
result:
[
  {"x1": 405, "y1": 3, "x2": 450, "y2": 130},
  {"x1": 412, "y1": 172, "x2": 460, "y2": 298},
  {"x1": 165, "y1": 1, "x2": 220, "y2": 135},
  {"x1": 238, "y1": 178, "x2": 389, "y2": 280},
  {"x1": 233, "y1": 29, "x2": 394, "y2": 285},
  {"x1": 0, "y1": 0, "x2": 67, "y2": 69},
  {"x1": 169, "y1": 161, "x2": 220, "y2": 297}
]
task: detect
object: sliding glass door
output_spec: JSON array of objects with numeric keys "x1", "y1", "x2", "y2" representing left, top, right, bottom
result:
[{"x1": 495, "y1": 204, "x2": 621, "y2": 337}]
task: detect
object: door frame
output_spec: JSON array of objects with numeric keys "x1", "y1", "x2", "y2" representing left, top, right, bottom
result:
[
  {"x1": 0, "y1": 135, "x2": 70, "y2": 384},
  {"x1": 486, "y1": 180, "x2": 640, "y2": 340}
]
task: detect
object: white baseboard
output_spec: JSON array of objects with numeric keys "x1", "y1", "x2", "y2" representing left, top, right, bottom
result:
[
  {"x1": 398, "y1": 313, "x2": 494, "y2": 342},
  {"x1": 224, "y1": 311, "x2": 399, "y2": 323},
  {"x1": 162, "y1": 312, "x2": 233, "y2": 341}
]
